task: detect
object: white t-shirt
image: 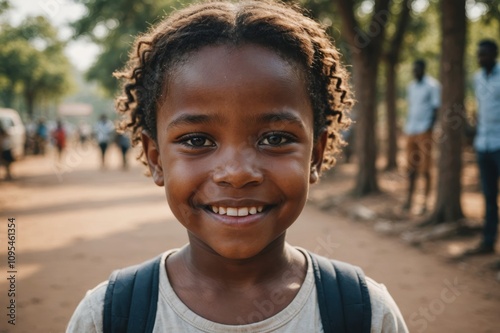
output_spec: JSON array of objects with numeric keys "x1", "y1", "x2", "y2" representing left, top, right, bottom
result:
[
  {"x1": 94, "y1": 120, "x2": 115, "y2": 144},
  {"x1": 67, "y1": 250, "x2": 408, "y2": 332}
]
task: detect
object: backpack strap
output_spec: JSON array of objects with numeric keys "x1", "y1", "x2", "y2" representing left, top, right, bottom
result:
[
  {"x1": 309, "y1": 252, "x2": 372, "y2": 333},
  {"x1": 103, "y1": 255, "x2": 162, "y2": 333}
]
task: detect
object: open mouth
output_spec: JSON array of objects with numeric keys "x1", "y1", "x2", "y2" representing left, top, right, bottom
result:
[{"x1": 206, "y1": 205, "x2": 265, "y2": 217}]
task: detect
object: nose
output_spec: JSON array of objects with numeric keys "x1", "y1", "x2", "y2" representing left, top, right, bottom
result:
[{"x1": 211, "y1": 147, "x2": 264, "y2": 188}]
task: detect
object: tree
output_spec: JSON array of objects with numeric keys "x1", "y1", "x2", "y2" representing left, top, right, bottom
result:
[
  {"x1": 336, "y1": 0, "x2": 392, "y2": 196},
  {"x1": 0, "y1": 16, "x2": 72, "y2": 116},
  {"x1": 71, "y1": 0, "x2": 175, "y2": 95},
  {"x1": 383, "y1": 0, "x2": 413, "y2": 171},
  {"x1": 426, "y1": 0, "x2": 467, "y2": 224},
  {"x1": 0, "y1": 0, "x2": 9, "y2": 14}
]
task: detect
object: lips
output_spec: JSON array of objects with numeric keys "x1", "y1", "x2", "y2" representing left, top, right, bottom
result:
[{"x1": 210, "y1": 205, "x2": 264, "y2": 216}]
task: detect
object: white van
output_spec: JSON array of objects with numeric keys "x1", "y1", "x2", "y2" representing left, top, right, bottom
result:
[{"x1": 0, "y1": 108, "x2": 26, "y2": 159}]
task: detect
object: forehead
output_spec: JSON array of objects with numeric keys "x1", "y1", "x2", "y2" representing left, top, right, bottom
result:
[
  {"x1": 159, "y1": 44, "x2": 313, "y2": 125},
  {"x1": 167, "y1": 44, "x2": 307, "y2": 94}
]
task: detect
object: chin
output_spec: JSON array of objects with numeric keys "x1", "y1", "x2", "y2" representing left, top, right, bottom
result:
[{"x1": 212, "y1": 243, "x2": 268, "y2": 261}]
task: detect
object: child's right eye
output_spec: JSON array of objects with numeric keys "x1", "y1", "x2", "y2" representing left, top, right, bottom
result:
[{"x1": 178, "y1": 134, "x2": 215, "y2": 148}]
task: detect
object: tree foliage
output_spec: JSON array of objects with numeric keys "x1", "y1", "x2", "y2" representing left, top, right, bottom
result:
[
  {"x1": 71, "y1": 0, "x2": 177, "y2": 96},
  {"x1": 0, "y1": 0, "x2": 9, "y2": 14},
  {"x1": 0, "y1": 15, "x2": 73, "y2": 116}
]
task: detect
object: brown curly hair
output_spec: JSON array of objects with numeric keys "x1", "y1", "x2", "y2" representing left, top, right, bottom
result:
[{"x1": 114, "y1": 0, "x2": 352, "y2": 171}]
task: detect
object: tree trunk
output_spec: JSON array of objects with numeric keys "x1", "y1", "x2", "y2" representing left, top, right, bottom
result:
[
  {"x1": 336, "y1": 0, "x2": 391, "y2": 196},
  {"x1": 352, "y1": 52, "x2": 380, "y2": 195},
  {"x1": 427, "y1": 0, "x2": 466, "y2": 224},
  {"x1": 384, "y1": 0, "x2": 413, "y2": 171},
  {"x1": 385, "y1": 59, "x2": 398, "y2": 171},
  {"x1": 25, "y1": 90, "x2": 35, "y2": 118}
]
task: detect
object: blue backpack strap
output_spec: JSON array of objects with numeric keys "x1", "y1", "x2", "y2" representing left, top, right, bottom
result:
[
  {"x1": 103, "y1": 255, "x2": 162, "y2": 333},
  {"x1": 309, "y1": 252, "x2": 371, "y2": 333}
]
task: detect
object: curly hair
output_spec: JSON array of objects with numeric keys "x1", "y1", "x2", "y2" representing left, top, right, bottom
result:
[{"x1": 114, "y1": 0, "x2": 352, "y2": 171}]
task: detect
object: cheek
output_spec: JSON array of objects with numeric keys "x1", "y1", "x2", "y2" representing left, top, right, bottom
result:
[
  {"x1": 272, "y1": 157, "x2": 311, "y2": 202},
  {"x1": 162, "y1": 156, "x2": 203, "y2": 222}
]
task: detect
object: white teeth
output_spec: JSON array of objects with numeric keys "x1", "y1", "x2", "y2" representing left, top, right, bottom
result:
[
  {"x1": 210, "y1": 206, "x2": 263, "y2": 216},
  {"x1": 238, "y1": 207, "x2": 249, "y2": 216},
  {"x1": 227, "y1": 207, "x2": 238, "y2": 216}
]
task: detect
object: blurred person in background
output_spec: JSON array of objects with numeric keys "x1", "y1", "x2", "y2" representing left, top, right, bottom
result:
[
  {"x1": 52, "y1": 119, "x2": 66, "y2": 161},
  {"x1": 94, "y1": 114, "x2": 115, "y2": 169},
  {"x1": 0, "y1": 122, "x2": 14, "y2": 180},
  {"x1": 115, "y1": 131, "x2": 131, "y2": 170},
  {"x1": 35, "y1": 118, "x2": 48, "y2": 155},
  {"x1": 465, "y1": 39, "x2": 500, "y2": 255},
  {"x1": 25, "y1": 117, "x2": 36, "y2": 155},
  {"x1": 403, "y1": 59, "x2": 441, "y2": 215},
  {"x1": 78, "y1": 121, "x2": 92, "y2": 147}
]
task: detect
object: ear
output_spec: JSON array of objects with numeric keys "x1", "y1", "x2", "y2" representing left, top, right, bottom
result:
[
  {"x1": 141, "y1": 131, "x2": 164, "y2": 186},
  {"x1": 310, "y1": 130, "x2": 328, "y2": 184}
]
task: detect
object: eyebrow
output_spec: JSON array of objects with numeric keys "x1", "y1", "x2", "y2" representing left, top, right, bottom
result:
[
  {"x1": 167, "y1": 113, "x2": 222, "y2": 130},
  {"x1": 258, "y1": 111, "x2": 305, "y2": 129}
]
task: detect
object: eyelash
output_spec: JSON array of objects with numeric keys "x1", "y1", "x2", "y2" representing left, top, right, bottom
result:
[
  {"x1": 176, "y1": 132, "x2": 296, "y2": 149},
  {"x1": 258, "y1": 132, "x2": 296, "y2": 146},
  {"x1": 177, "y1": 133, "x2": 215, "y2": 149}
]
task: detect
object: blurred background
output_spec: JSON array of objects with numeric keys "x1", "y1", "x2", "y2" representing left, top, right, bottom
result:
[{"x1": 0, "y1": 0, "x2": 499, "y2": 332}]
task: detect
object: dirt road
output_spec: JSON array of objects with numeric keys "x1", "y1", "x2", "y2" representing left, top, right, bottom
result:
[{"x1": 0, "y1": 145, "x2": 499, "y2": 333}]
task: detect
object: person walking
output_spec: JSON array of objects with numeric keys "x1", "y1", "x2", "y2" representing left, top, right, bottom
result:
[
  {"x1": 52, "y1": 119, "x2": 66, "y2": 161},
  {"x1": 94, "y1": 114, "x2": 115, "y2": 169},
  {"x1": 115, "y1": 131, "x2": 131, "y2": 170},
  {"x1": 35, "y1": 118, "x2": 48, "y2": 155},
  {"x1": 403, "y1": 60, "x2": 441, "y2": 214},
  {"x1": 465, "y1": 40, "x2": 500, "y2": 255}
]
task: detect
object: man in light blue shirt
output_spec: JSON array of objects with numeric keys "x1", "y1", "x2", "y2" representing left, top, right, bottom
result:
[
  {"x1": 403, "y1": 60, "x2": 440, "y2": 214},
  {"x1": 466, "y1": 40, "x2": 500, "y2": 255}
]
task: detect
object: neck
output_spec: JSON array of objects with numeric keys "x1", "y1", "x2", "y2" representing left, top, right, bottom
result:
[
  {"x1": 180, "y1": 235, "x2": 302, "y2": 287},
  {"x1": 484, "y1": 63, "x2": 496, "y2": 75}
]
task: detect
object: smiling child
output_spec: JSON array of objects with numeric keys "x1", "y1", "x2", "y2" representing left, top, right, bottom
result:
[{"x1": 67, "y1": 1, "x2": 408, "y2": 332}]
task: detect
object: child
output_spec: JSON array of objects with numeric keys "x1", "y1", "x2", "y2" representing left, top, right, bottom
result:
[{"x1": 67, "y1": 1, "x2": 408, "y2": 332}]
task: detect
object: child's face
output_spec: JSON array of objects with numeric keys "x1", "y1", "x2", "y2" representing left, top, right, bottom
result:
[{"x1": 143, "y1": 44, "x2": 326, "y2": 259}]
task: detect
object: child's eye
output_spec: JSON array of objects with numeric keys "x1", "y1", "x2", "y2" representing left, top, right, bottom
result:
[
  {"x1": 259, "y1": 133, "x2": 294, "y2": 146},
  {"x1": 178, "y1": 134, "x2": 215, "y2": 148}
]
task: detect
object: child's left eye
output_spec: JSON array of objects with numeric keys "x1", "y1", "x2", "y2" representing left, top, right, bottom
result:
[{"x1": 259, "y1": 133, "x2": 294, "y2": 146}]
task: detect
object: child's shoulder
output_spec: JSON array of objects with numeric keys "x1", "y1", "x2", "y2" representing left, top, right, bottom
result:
[
  {"x1": 66, "y1": 250, "x2": 174, "y2": 333},
  {"x1": 66, "y1": 280, "x2": 107, "y2": 333},
  {"x1": 365, "y1": 276, "x2": 408, "y2": 332}
]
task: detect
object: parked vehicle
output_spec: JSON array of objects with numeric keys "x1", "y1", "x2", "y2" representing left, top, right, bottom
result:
[{"x1": 0, "y1": 108, "x2": 26, "y2": 159}]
